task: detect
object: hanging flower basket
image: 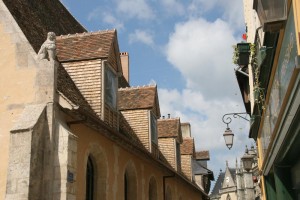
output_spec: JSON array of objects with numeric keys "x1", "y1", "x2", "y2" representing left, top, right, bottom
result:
[{"x1": 233, "y1": 43, "x2": 251, "y2": 67}]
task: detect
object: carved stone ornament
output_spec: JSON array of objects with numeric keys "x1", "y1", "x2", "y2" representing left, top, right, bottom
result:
[{"x1": 38, "y1": 32, "x2": 57, "y2": 61}]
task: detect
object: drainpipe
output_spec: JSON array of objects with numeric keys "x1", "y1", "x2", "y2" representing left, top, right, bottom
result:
[{"x1": 163, "y1": 174, "x2": 175, "y2": 200}]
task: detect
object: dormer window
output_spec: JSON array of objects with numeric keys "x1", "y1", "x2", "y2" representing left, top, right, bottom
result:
[
  {"x1": 150, "y1": 112, "x2": 158, "y2": 144},
  {"x1": 176, "y1": 141, "x2": 181, "y2": 170},
  {"x1": 105, "y1": 63, "x2": 117, "y2": 109}
]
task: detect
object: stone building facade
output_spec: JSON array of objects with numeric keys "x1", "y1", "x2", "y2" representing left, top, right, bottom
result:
[
  {"x1": 210, "y1": 147, "x2": 260, "y2": 200},
  {"x1": 0, "y1": 0, "x2": 214, "y2": 199}
]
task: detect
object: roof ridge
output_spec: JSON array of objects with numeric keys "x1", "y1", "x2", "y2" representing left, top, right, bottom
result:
[
  {"x1": 158, "y1": 117, "x2": 180, "y2": 121},
  {"x1": 118, "y1": 84, "x2": 157, "y2": 91},
  {"x1": 57, "y1": 29, "x2": 116, "y2": 39}
]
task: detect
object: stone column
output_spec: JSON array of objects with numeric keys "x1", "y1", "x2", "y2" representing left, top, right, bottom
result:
[{"x1": 243, "y1": 171, "x2": 255, "y2": 200}]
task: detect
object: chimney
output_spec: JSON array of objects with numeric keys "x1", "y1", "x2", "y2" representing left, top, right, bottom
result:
[
  {"x1": 120, "y1": 52, "x2": 130, "y2": 83},
  {"x1": 181, "y1": 123, "x2": 191, "y2": 138}
]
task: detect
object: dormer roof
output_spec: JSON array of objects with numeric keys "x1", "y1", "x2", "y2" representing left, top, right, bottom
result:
[
  {"x1": 195, "y1": 151, "x2": 210, "y2": 161},
  {"x1": 118, "y1": 86, "x2": 160, "y2": 117},
  {"x1": 180, "y1": 138, "x2": 195, "y2": 155},
  {"x1": 56, "y1": 30, "x2": 116, "y2": 62},
  {"x1": 157, "y1": 118, "x2": 183, "y2": 143}
]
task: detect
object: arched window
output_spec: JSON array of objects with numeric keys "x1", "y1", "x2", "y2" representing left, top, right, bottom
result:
[
  {"x1": 226, "y1": 194, "x2": 231, "y2": 200},
  {"x1": 124, "y1": 161, "x2": 137, "y2": 200},
  {"x1": 165, "y1": 186, "x2": 172, "y2": 200},
  {"x1": 86, "y1": 156, "x2": 94, "y2": 200},
  {"x1": 149, "y1": 176, "x2": 157, "y2": 200}
]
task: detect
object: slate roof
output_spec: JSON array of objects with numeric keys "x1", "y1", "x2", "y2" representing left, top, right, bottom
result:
[
  {"x1": 180, "y1": 138, "x2": 195, "y2": 155},
  {"x1": 157, "y1": 118, "x2": 183, "y2": 142},
  {"x1": 56, "y1": 30, "x2": 116, "y2": 62},
  {"x1": 118, "y1": 86, "x2": 160, "y2": 117},
  {"x1": 195, "y1": 151, "x2": 210, "y2": 160},
  {"x1": 193, "y1": 160, "x2": 214, "y2": 180},
  {"x1": 210, "y1": 167, "x2": 236, "y2": 197},
  {"x1": 3, "y1": 0, "x2": 86, "y2": 53},
  {"x1": 210, "y1": 171, "x2": 225, "y2": 196}
]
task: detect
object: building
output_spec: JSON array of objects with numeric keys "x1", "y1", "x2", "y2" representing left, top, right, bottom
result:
[
  {"x1": 0, "y1": 0, "x2": 214, "y2": 199},
  {"x1": 236, "y1": 0, "x2": 300, "y2": 199},
  {"x1": 210, "y1": 146, "x2": 260, "y2": 200}
]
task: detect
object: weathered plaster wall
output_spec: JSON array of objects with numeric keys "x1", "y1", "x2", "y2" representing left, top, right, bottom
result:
[
  {"x1": 71, "y1": 123, "x2": 203, "y2": 200},
  {"x1": 0, "y1": 2, "x2": 39, "y2": 198}
]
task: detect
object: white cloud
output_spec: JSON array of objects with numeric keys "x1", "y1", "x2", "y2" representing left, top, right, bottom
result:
[
  {"x1": 166, "y1": 18, "x2": 240, "y2": 100},
  {"x1": 102, "y1": 12, "x2": 124, "y2": 30},
  {"x1": 87, "y1": 7, "x2": 102, "y2": 21},
  {"x1": 160, "y1": 0, "x2": 185, "y2": 16},
  {"x1": 158, "y1": 88, "x2": 247, "y2": 150},
  {"x1": 116, "y1": 0, "x2": 154, "y2": 20},
  {"x1": 87, "y1": 8, "x2": 124, "y2": 30},
  {"x1": 187, "y1": 0, "x2": 245, "y2": 30},
  {"x1": 129, "y1": 29, "x2": 155, "y2": 47}
]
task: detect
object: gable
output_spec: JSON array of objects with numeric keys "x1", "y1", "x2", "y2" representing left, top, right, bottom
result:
[
  {"x1": 56, "y1": 30, "x2": 116, "y2": 62},
  {"x1": 118, "y1": 86, "x2": 160, "y2": 117},
  {"x1": 3, "y1": 0, "x2": 86, "y2": 53}
]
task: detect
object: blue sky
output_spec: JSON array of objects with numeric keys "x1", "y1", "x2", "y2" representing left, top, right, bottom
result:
[{"x1": 62, "y1": 0, "x2": 254, "y2": 186}]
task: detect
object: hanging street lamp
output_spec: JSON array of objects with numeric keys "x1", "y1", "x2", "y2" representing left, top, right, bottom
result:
[{"x1": 222, "y1": 112, "x2": 249, "y2": 150}]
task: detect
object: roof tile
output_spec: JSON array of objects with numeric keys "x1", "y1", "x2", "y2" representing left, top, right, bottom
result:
[
  {"x1": 56, "y1": 30, "x2": 116, "y2": 61},
  {"x1": 180, "y1": 138, "x2": 195, "y2": 155},
  {"x1": 195, "y1": 151, "x2": 210, "y2": 160},
  {"x1": 118, "y1": 86, "x2": 158, "y2": 113},
  {"x1": 157, "y1": 118, "x2": 182, "y2": 141},
  {"x1": 3, "y1": 0, "x2": 86, "y2": 53}
]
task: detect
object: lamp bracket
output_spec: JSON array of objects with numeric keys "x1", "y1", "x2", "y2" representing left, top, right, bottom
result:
[{"x1": 222, "y1": 112, "x2": 249, "y2": 128}]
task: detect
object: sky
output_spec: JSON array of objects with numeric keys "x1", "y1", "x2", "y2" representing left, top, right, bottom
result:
[{"x1": 62, "y1": 0, "x2": 255, "y2": 188}]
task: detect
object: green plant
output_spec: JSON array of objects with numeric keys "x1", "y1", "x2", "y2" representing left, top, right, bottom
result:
[
  {"x1": 232, "y1": 43, "x2": 251, "y2": 66},
  {"x1": 232, "y1": 45, "x2": 239, "y2": 65},
  {"x1": 253, "y1": 64, "x2": 265, "y2": 114}
]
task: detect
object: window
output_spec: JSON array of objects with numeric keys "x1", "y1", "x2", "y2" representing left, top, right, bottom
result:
[
  {"x1": 149, "y1": 177, "x2": 157, "y2": 200},
  {"x1": 150, "y1": 112, "x2": 158, "y2": 144},
  {"x1": 86, "y1": 156, "x2": 94, "y2": 200},
  {"x1": 176, "y1": 141, "x2": 181, "y2": 169},
  {"x1": 226, "y1": 194, "x2": 231, "y2": 200},
  {"x1": 124, "y1": 162, "x2": 137, "y2": 200},
  {"x1": 105, "y1": 64, "x2": 117, "y2": 109},
  {"x1": 124, "y1": 173, "x2": 128, "y2": 200}
]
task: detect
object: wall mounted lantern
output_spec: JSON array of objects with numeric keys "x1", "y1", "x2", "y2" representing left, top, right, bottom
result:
[
  {"x1": 222, "y1": 112, "x2": 249, "y2": 150},
  {"x1": 241, "y1": 146, "x2": 254, "y2": 171}
]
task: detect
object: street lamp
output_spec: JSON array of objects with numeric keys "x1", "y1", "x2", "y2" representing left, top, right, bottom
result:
[
  {"x1": 241, "y1": 146, "x2": 254, "y2": 171},
  {"x1": 223, "y1": 127, "x2": 234, "y2": 150},
  {"x1": 222, "y1": 112, "x2": 249, "y2": 150}
]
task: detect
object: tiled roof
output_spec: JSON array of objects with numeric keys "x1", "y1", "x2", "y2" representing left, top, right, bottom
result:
[
  {"x1": 3, "y1": 0, "x2": 86, "y2": 53},
  {"x1": 180, "y1": 138, "x2": 195, "y2": 155},
  {"x1": 157, "y1": 118, "x2": 182, "y2": 142},
  {"x1": 56, "y1": 30, "x2": 116, "y2": 62},
  {"x1": 195, "y1": 151, "x2": 210, "y2": 160},
  {"x1": 118, "y1": 86, "x2": 160, "y2": 117}
]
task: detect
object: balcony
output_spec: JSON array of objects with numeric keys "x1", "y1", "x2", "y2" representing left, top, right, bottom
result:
[{"x1": 253, "y1": 0, "x2": 287, "y2": 32}]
